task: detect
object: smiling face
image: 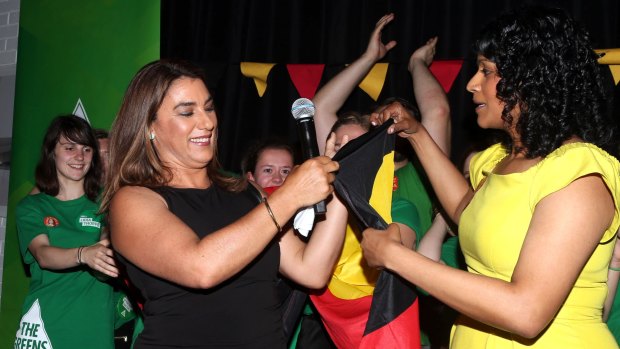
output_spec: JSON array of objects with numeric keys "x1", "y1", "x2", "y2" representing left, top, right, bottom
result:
[
  {"x1": 150, "y1": 77, "x2": 217, "y2": 171},
  {"x1": 247, "y1": 147, "x2": 294, "y2": 188},
  {"x1": 54, "y1": 135, "x2": 93, "y2": 185},
  {"x1": 466, "y1": 55, "x2": 505, "y2": 130}
]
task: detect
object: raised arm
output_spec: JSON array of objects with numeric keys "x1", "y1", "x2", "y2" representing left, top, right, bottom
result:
[
  {"x1": 313, "y1": 13, "x2": 396, "y2": 153},
  {"x1": 409, "y1": 37, "x2": 451, "y2": 155},
  {"x1": 110, "y1": 156, "x2": 339, "y2": 289}
]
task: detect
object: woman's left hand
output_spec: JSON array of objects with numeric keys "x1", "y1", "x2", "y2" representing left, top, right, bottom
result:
[{"x1": 361, "y1": 223, "x2": 402, "y2": 268}]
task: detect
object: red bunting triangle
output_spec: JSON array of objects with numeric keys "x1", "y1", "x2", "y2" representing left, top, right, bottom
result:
[
  {"x1": 287, "y1": 64, "x2": 325, "y2": 99},
  {"x1": 429, "y1": 60, "x2": 463, "y2": 93}
]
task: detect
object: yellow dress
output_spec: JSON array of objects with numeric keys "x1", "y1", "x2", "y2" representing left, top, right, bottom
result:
[{"x1": 451, "y1": 142, "x2": 620, "y2": 348}]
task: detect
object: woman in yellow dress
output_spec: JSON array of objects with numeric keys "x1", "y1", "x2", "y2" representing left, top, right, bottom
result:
[{"x1": 362, "y1": 6, "x2": 620, "y2": 348}]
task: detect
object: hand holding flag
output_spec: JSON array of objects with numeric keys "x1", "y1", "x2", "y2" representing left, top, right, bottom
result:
[{"x1": 361, "y1": 223, "x2": 403, "y2": 268}]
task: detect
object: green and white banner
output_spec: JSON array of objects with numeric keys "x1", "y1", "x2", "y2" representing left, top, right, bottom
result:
[{"x1": 0, "y1": 1, "x2": 159, "y2": 346}]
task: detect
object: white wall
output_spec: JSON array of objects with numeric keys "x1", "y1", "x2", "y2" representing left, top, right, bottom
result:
[{"x1": 0, "y1": 0, "x2": 20, "y2": 301}]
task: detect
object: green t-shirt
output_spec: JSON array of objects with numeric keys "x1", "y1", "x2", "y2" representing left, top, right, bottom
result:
[
  {"x1": 393, "y1": 162, "x2": 433, "y2": 236},
  {"x1": 391, "y1": 197, "x2": 421, "y2": 244},
  {"x1": 15, "y1": 193, "x2": 114, "y2": 349},
  {"x1": 393, "y1": 162, "x2": 464, "y2": 266}
]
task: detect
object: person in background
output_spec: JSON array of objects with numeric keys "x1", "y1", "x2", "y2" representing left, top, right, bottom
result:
[
  {"x1": 311, "y1": 12, "x2": 450, "y2": 348},
  {"x1": 27, "y1": 123, "x2": 137, "y2": 347},
  {"x1": 100, "y1": 59, "x2": 349, "y2": 348},
  {"x1": 602, "y1": 58, "x2": 620, "y2": 349},
  {"x1": 14, "y1": 115, "x2": 118, "y2": 349},
  {"x1": 30, "y1": 126, "x2": 110, "y2": 195},
  {"x1": 364, "y1": 6, "x2": 620, "y2": 348},
  {"x1": 606, "y1": 237, "x2": 620, "y2": 343},
  {"x1": 241, "y1": 138, "x2": 323, "y2": 346},
  {"x1": 241, "y1": 138, "x2": 295, "y2": 193},
  {"x1": 93, "y1": 128, "x2": 110, "y2": 180}
]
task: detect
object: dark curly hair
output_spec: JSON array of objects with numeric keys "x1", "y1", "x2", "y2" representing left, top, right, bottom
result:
[{"x1": 474, "y1": 6, "x2": 615, "y2": 158}]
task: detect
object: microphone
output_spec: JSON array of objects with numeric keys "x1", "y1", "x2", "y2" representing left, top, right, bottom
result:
[{"x1": 291, "y1": 98, "x2": 326, "y2": 215}]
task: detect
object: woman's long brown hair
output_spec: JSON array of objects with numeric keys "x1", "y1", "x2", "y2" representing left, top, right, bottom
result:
[{"x1": 100, "y1": 59, "x2": 245, "y2": 213}]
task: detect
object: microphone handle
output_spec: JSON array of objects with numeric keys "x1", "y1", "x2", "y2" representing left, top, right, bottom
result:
[
  {"x1": 297, "y1": 118, "x2": 326, "y2": 215},
  {"x1": 297, "y1": 119, "x2": 320, "y2": 159},
  {"x1": 313, "y1": 199, "x2": 327, "y2": 215}
]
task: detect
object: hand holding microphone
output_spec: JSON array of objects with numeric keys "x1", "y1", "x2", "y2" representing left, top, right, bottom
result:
[{"x1": 291, "y1": 98, "x2": 326, "y2": 215}]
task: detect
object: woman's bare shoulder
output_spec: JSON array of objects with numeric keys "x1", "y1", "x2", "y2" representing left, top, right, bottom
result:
[{"x1": 111, "y1": 186, "x2": 167, "y2": 209}]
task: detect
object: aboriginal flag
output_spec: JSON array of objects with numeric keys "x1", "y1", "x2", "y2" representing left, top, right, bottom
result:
[{"x1": 310, "y1": 119, "x2": 420, "y2": 349}]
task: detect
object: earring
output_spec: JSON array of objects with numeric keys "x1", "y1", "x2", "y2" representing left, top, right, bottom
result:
[{"x1": 149, "y1": 132, "x2": 155, "y2": 140}]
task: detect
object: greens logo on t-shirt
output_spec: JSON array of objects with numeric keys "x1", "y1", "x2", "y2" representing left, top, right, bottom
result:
[
  {"x1": 15, "y1": 299, "x2": 53, "y2": 349},
  {"x1": 78, "y1": 215, "x2": 101, "y2": 229},
  {"x1": 76, "y1": 209, "x2": 102, "y2": 234}
]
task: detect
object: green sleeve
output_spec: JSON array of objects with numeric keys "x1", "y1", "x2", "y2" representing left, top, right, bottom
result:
[
  {"x1": 391, "y1": 198, "x2": 421, "y2": 245},
  {"x1": 15, "y1": 195, "x2": 46, "y2": 264}
]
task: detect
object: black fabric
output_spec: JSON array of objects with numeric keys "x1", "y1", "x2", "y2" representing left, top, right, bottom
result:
[
  {"x1": 364, "y1": 270, "x2": 417, "y2": 335},
  {"x1": 296, "y1": 309, "x2": 337, "y2": 349},
  {"x1": 114, "y1": 321, "x2": 134, "y2": 349},
  {"x1": 330, "y1": 120, "x2": 418, "y2": 336},
  {"x1": 418, "y1": 294, "x2": 460, "y2": 349},
  {"x1": 161, "y1": 0, "x2": 620, "y2": 172},
  {"x1": 276, "y1": 279, "x2": 308, "y2": 341},
  {"x1": 120, "y1": 185, "x2": 284, "y2": 349},
  {"x1": 331, "y1": 120, "x2": 394, "y2": 231}
]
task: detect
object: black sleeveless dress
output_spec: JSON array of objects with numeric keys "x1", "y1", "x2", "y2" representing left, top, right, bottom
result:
[{"x1": 121, "y1": 185, "x2": 284, "y2": 348}]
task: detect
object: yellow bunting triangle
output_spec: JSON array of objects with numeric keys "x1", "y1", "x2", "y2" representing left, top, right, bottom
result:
[
  {"x1": 609, "y1": 65, "x2": 620, "y2": 85},
  {"x1": 240, "y1": 62, "x2": 276, "y2": 97},
  {"x1": 358, "y1": 63, "x2": 388, "y2": 101},
  {"x1": 596, "y1": 48, "x2": 620, "y2": 85},
  {"x1": 596, "y1": 48, "x2": 620, "y2": 64}
]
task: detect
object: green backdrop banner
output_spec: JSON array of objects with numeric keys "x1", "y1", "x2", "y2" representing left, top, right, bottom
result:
[{"x1": 0, "y1": 1, "x2": 160, "y2": 346}]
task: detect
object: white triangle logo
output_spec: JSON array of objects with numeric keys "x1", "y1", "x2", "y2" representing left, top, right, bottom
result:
[
  {"x1": 73, "y1": 98, "x2": 90, "y2": 124},
  {"x1": 15, "y1": 299, "x2": 54, "y2": 349}
]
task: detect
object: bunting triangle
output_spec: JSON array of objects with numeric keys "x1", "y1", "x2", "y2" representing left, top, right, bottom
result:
[
  {"x1": 359, "y1": 63, "x2": 389, "y2": 101},
  {"x1": 609, "y1": 66, "x2": 620, "y2": 85},
  {"x1": 286, "y1": 64, "x2": 325, "y2": 99},
  {"x1": 596, "y1": 48, "x2": 620, "y2": 85},
  {"x1": 429, "y1": 60, "x2": 463, "y2": 93},
  {"x1": 240, "y1": 62, "x2": 276, "y2": 97}
]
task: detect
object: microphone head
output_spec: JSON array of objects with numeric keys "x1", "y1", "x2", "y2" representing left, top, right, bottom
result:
[{"x1": 291, "y1": 98, "x2": 315, "y2": 120}]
